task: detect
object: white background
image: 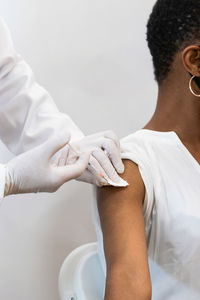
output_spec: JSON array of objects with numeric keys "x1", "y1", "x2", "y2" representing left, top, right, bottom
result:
[{"x1": 0, "y1": 0, "x2": 156, "y2": 299}]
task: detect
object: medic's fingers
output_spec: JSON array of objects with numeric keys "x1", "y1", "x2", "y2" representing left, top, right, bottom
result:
[
  {"x1": 101, "y1": 138, "x2": 124, "y2": 174},
  {"x1": 66, "y1": 145, "x2": 80, "y2": 165},
  {"x1": 103, "y1": 130, "x2": 121, "y2": 150},
  {"x1": 54, "y1": 152, "x2": 90, "y2": 185},
  {"x1": 52, "y1": 145, "x2": 69, "y2": 167},
  {"x1": 57, "y1": 145, "x2": 70, "y2": 167},
  {"x1": 87, "y1": 156, "x2": 108, "y2": 186},
  {"x1": 59, "y1": 151, "x2": 91, "y2": 182},
  {"x1": 44, "y1": 132, "x2": 71, "y2": 160},
  {"x1": 86, "y1": 130, "x2": 120, "y2": 150},
  {"x1": 77, "y1": 169, "x2": 108, "y2": 187},
  {"x1": 92, "y1": 149, "x2": 122, "y2": 183}
]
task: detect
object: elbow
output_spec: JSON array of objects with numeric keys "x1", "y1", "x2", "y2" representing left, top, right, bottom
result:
[
  {"x1": 126, "y1": 278, "x2": 152, "y2": 300},
  {"x1": 105, "y1": 264, "x2": 152, "y2": 300},
  {"x1": 135, "y1": 274, "x2": 152, "y2": 300},
  {"x1": 137, "y1": 285, "x2": 152, "y2": 300}
]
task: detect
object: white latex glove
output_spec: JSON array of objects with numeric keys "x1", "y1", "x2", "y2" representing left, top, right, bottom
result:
[
  {"x1": 54, "y1": 131, "x2": 128, "y2": 187},
  {"x1": 3, "y1": 132, "x2": 90, "y2": 196}
]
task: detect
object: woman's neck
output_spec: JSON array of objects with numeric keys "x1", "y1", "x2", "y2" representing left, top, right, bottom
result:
[{"x1": 144, "y1": 78, "x2": 200, "y2": 146}]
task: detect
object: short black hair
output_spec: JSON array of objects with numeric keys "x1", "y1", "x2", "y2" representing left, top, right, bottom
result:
[{"x1": 147, "y1": 0, "x2": 200, "y2": 84}]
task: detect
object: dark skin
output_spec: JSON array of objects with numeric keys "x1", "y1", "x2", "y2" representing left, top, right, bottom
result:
[
  {"x1": 97, "y1": 45, "x2": 200, "y2": 300},
  {"x1": 146, "y1": 45, "x2": 200, "y2": 161},
  {"x1": 97, "y1": 160, "x2": 151, "y2": 300}
]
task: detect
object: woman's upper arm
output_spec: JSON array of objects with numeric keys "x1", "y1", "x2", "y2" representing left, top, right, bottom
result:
[{"x1": 97, "y1": 159, "x2": 151, "y2": 299}]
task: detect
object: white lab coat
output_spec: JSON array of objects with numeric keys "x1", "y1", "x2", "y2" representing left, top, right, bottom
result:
[{"x1": 0, "y1": 17, "x2": 84, "y2": 198}]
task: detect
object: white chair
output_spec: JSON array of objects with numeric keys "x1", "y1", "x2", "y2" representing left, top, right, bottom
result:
[{"x1": 58, "y1": 242, "x2": 105, "y2": 300}]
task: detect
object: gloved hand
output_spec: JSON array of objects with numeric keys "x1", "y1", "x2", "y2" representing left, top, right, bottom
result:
[
  {"x1": 54, "y1": 131, "x2": 127, "y2": 187},
  {"x1": 4, "y1": 132, "x2": 90, "y2": 196}
]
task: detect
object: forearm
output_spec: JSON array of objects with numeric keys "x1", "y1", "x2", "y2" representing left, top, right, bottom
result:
[{"x1": 104, "y1": 265, "x2": 152, "y2": 300}]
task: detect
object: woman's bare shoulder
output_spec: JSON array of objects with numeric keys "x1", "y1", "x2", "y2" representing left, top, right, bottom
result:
[{"x1": 97, "y1": 159, "x2": 145, "y2": 208}]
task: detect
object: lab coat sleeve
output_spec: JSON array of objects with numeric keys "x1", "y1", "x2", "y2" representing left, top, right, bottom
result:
[{"x1": 0, "y1": 17, "x2": 84, "y2": 155}]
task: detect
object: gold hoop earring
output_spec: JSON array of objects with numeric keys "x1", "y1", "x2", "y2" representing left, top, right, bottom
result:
[{"x1": 189, "y1": 75, "x2": 200, "y2": 97}]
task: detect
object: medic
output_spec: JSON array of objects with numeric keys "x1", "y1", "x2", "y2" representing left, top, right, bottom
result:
[{"x1": 0, "y1": 17, "x2": 126, "y2": 199}]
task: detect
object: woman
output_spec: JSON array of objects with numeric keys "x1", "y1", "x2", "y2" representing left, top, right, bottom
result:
[{"x1": 93, "y1": 0, "x2": 200, "y2": 299}]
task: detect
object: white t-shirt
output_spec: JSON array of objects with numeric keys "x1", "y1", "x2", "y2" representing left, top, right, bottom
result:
[{"x1": 92, "y1": 129, "x2": 200, "y2": 300}]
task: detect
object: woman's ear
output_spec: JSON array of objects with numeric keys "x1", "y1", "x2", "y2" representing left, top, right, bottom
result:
[{"x1": 182, "y1": 45, "x2": 200, "y2": 76}]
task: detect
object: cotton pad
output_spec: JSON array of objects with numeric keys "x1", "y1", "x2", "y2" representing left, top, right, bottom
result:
[{"x1": 104, "y1": 175, "x2": 129, "y2": 187}]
